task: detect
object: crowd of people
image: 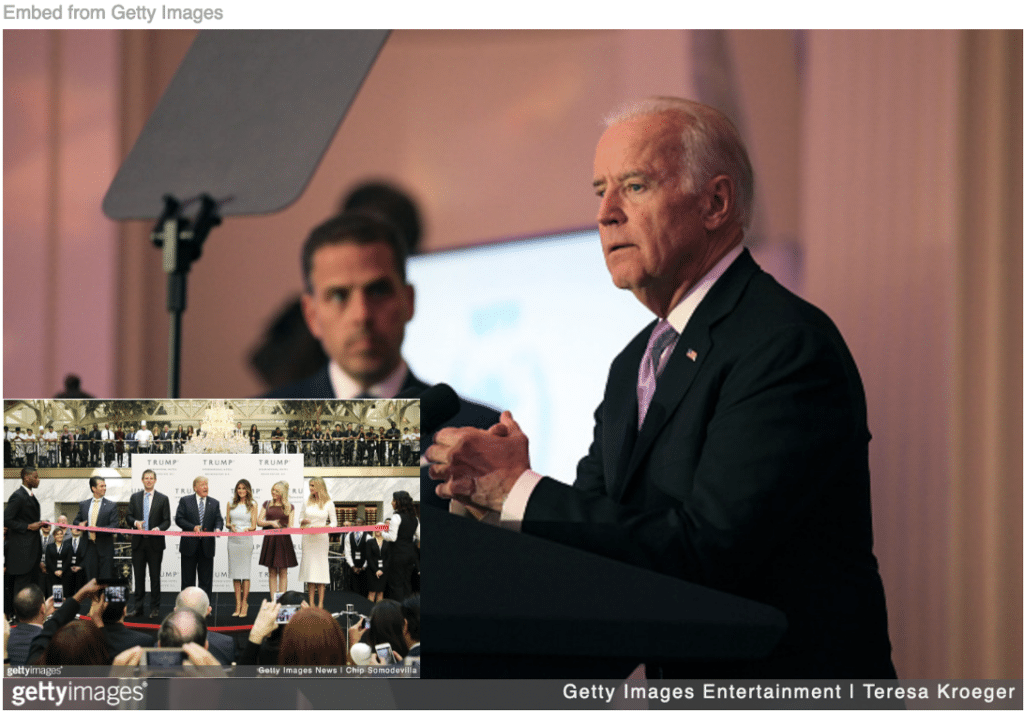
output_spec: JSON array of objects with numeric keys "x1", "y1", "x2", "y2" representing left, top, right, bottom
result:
[
  {"x1": 257, "y1": 422, "x2": 420, "y2": 467},
  {"x1": 3, "y1": 420, "x2": 419, "y2": 469},
  {"x1": 5, "y1": 465, "x2": 420, "y2": 635},
  {"x1": 3, "y1": 579, "x2": 419, "y2": 670}
]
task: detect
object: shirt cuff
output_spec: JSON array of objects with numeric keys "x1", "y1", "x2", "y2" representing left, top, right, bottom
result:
[
  {"x1": 446, "y1": 469, "x2": 543, "y2": 531},
  {"x1": 497, "y1": 469, "x2": 543, "y2": 532}
]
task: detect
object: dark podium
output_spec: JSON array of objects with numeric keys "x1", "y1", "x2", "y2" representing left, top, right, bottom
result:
[{"x1": 420, "y1": 505, "x2": 787, "y2": 679}]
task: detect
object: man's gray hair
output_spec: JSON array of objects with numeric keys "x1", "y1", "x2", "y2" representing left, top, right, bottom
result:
[
  {"x1": 604, "y1": 96, "x2": 754, "y2": 229},
  {"x1": 174, "y1": 586, "x2": 210, "y2": 616}
]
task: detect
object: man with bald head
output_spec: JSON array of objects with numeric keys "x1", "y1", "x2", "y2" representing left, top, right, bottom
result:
[
  {"x1": 429, "y1": 97, "x2": 896, "y2": 678},
  {"x1": 172, "y1": 587, "x2": 235, "y2": 664},
  {"x1": 159, "y1": 609, "x2": 208, "y2": 649}
]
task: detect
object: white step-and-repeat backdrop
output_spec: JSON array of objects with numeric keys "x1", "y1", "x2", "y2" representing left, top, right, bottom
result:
[{"x1": 132, "y1": 453, "x2": 305, "y2": 594}]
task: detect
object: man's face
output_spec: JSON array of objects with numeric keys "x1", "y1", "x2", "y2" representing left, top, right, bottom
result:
[
  {"x1": 92, "y1": 479, "x2": 107, "y2": 498},
  {"x1": 194, "y1": 479, "x2": 209, "y2": 497},
  {"x1": 142, "y1": 472, "x2": 157, "y2": 492},
  {"x1": 301, "y1": 241, "x2": 415, "y2": 387},
  {"x1": 592, "y1": 113, "x2": 708, "y2": 313},
  {"x1": 23, "y1": 471, "x2": 40, "y2": 489}
]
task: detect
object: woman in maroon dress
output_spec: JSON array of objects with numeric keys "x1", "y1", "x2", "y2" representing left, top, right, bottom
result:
[{"x1": 257, "y1": 480, "x2": 297, "y2": 600}]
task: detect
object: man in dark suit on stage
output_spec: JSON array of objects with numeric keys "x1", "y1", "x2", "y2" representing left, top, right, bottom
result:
[
  {"x1": 343, "y1": 518, "x2": 369, "y2": 597},
  {"x1": 126, "y1": 469, "x2": 172, "y2": 618},
  {"x1": 263, "y1": 211, "x2": 499, "y2": 429},
  {"x1": 428, "y1": 97, "x2": 896, "y2": 679},
  {"x1": 72, "y1": 471, "x2": 120, "y2": 580},
  {"x1": 3, "y1": 466, "x2": 45, "y2": 607},
  {"x1": 174, "y1": 476, "x2": 223, "y2": 599},
  {"x1": 65, "y1": 527, "x2": 88, "y2": 598}
]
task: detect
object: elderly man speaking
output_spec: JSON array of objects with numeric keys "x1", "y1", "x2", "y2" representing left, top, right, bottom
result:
[{"x1": 429, "y1": 97, "x2": 896, "y2": 679}]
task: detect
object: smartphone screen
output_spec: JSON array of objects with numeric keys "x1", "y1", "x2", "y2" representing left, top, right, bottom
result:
[
  {"x1": 276, "y1": 605, "x2": 299, "y2": 624},
  {"x1": 52, "y1": 585, "x2": 64, "y2": 606},
  {"x1": 105, "y1": 585, "x2": 127, "y2": 602},
  {"x1": 140, "y1": 647, "x2": 187, "y2": 666},
  {"x1": 375, "y1": 642, "x2": 395, "y2": 665}
]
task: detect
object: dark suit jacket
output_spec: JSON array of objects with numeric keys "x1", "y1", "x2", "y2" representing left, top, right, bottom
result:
[
  {"x1": 27, "y1": 596, "x2": 81, "y2": 665},
  {"x1": 175, "y1": 494, "x2": 223, "y2": 558},
  {"x1": 207, "y1": 630, "x2": 236, "y2": 665},
  {"x1": 44, "y1": 540, "x2": 72, "y2": 580},
  {"x1": 522, "y1": 250, "x2": 895, "y2": 679},
  {"x1": 3, "y1": 486, "x2": 41, "y2": 575},
  {"x1": 7, "y1": 623, "x2": 43, "y2": 665},
  {"x1": 67, "y1": 534, "x2": 89, "y2": 570},
  {"x1": 365, "y1": 537, "x2": 390, "y2": 575},
  {"x1": 72, "y1": 497, "x2": 120, "y2": 561},
  {"x1": 103, "y1": 622, "x2": 155, "y2": 657},
  {"x1": 126, "y1": 490, "x2": 172, "y2": 550}
]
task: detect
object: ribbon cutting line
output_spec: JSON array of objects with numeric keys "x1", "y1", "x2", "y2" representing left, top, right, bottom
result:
[
  {"x1": 47, "y1": 522, "x2": 386, "y2": 537},
  {"x1": 77, "y1": 615, "x2": 255, "y2": 633}
]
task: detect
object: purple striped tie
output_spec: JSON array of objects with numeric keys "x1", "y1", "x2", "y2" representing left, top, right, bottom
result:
[{"x1": 637, "y1": 320, "x2": 679, "y2": 428}]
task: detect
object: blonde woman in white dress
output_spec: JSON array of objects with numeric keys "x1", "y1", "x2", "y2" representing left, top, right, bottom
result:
[{"x1": 298, "y1": 476, "x2": 336, "y2": 608}]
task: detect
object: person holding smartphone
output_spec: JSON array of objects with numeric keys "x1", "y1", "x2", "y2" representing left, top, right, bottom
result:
[
  {"x1": 347, "y1": 599, "x2": 408, "y2": 666},
  {"x1": 238, "y1": 592, "x2": 307, "y2": 664}
]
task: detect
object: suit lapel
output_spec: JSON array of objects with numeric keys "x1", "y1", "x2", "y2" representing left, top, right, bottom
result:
[
  {"x1": 313, "y1": 366, "x2": 336, "y2": 398},
  {"x1": 401, "y1": 370, "x2": 430, "y2": 396},
  {"x1": 615, "y1": 250, "x2": 761, "y2": 495},
  {"x1": 605, "y1": 325, "x2": 649, "y2": 501}
]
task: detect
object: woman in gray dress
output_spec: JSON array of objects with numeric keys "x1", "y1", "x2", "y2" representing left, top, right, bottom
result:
[{"x1": 226, "y1": 479, "x2": 257, "y2": 617}]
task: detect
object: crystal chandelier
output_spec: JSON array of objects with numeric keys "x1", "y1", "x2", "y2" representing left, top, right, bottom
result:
[{"x1": 182, "y1": 400, "x2": 251, "y2": 454}]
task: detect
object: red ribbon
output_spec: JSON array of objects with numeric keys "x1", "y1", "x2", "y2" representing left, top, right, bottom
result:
[{"x1": 48, "y1": 521, "x2": 385, "y2": 537}]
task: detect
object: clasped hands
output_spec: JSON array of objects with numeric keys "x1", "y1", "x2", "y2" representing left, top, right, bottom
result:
[{"x1": 426, "y1": 411, "x2": 530, "y2": 517}]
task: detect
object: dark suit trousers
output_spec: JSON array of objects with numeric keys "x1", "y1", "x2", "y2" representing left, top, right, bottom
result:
[
  {"x1": 85, "y1": 539, "x2": 114, "y2": 581},
  {"x1": 181, "y1": 553, "x2": 214, "y2": 598},
  {"x1": 348, "y1": 566, "x2": 367, "y2": 597},
  {"x1": 11, "y1": 568, "x2": 42, "y2": 602},
  {"x1": 132, "y1": 538, "x2": 164, "y2": 607}
]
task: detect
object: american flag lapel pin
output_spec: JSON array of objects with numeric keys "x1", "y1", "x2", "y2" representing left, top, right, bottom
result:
[{"x1": 686, "y1": 348, "x2": 697, "y2": 361}]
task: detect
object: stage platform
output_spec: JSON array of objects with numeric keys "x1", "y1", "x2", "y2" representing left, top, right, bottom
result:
[{"x1": 119, "y1": 589, "x2": 375, "y2": 655}]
